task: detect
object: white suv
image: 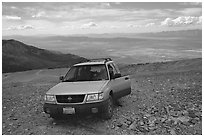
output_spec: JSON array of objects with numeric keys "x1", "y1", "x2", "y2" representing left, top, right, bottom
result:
[{"x1": 43, "y1": 58, "x2": 131, "y2": 119}]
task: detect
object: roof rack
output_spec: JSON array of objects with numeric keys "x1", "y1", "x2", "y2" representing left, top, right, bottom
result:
[{"x1": 87, "y1": 58, "x2": 112, "y2": 63}]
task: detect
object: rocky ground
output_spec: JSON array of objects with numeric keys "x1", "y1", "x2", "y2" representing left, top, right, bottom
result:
[{"x1": 2, "y1": 58, "x2": 202, "y2": 135}]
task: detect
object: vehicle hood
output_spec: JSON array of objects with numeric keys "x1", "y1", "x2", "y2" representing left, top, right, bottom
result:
[{"x1": 47, "y1": 81, "x2": 109, "y2": 95}]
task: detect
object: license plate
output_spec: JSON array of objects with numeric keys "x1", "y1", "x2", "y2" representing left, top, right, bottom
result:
[{"x1": 63, "y1": 107, "x2": 75, "y2": 114}]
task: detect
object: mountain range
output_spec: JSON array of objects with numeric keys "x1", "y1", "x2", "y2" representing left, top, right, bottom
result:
[{"x1": 2, "y1": 39, "x2": 87, "y2": 73}]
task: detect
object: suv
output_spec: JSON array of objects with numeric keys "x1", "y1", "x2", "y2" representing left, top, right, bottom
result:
[{"x1": 43, "y1": 58, "x2": 131, "y2": 119}]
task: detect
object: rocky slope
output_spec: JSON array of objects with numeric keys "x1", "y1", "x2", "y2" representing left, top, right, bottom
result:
[{"x1": 2, "y1": 58, "x2": 202, "y2": 135}]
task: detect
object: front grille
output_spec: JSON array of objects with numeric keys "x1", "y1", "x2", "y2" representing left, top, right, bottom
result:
[{"x1": 56, "y1": 95, "x2": 85, "y2": 103}]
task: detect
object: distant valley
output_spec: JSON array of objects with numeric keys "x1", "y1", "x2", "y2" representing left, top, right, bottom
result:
[{"x1": 3, "y1": 29, "x2": 202, "y2": 64}]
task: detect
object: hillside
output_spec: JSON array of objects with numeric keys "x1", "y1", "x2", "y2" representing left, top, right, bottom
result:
[
  {"x1": 119, "y1": 58, "x2": 202, "y2": 76},
  {"x1": 2, "y1": 39, "x2": 87, "y2": 73},
  {"x1": 2, "y1": 58, "x2": 202, "y2": 135}
]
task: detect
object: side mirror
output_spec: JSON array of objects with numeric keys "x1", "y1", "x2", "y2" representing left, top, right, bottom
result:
[
  {"x1": 114, "y1": 73, "x2": 121, "y2": 79},
  {"x1": 59, "y1": 76, "x2": 64, "y2": 81}
]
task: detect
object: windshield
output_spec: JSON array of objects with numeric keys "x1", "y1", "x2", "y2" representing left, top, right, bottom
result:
[{"x1": 63, "y1": 64, "x2": 108, "y2": 82}]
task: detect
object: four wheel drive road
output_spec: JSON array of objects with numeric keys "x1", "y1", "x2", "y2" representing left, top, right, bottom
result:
[{"x1": 2, "y1": 58, "x2": 202, "y2": 135}]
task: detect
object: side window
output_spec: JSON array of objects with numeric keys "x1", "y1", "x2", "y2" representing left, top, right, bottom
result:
[{"x1": 77, "y1": 67, "x2": 84, "y2": 78}]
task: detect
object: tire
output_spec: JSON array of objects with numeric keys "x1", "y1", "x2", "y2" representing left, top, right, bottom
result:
[{"x1": 101, "y1": 96, "x2": 113, "y2": 120}]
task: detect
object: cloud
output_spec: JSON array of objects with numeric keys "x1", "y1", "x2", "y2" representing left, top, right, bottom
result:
[
  {"x1": 161, "y1": 16, "x2": 202, "y2": 26},
  {"x1": 80, "y1": 22, "x2": 98, "y2": 29},
  {"x1": 30, "y1": 7, "x2": 170, "y2": 22},
  {"x1": 32, "y1": 11, "x2": 47, "y2": 18},
  {"x1": 114, "y1": 2, "x2": 121, "y2": 5},
  {"x1": 180, "y1": 2, "x2": 202, "y2": 6},
  {"x1": 4, "y1": 15, "x2": 21, "y2": 20},
  {"x1": 145, "y1": 23, "x2": 155, "y2": 27},
  {"x1": 63, "y1": 25, "x2": 75, "y2": 29},
  {"x1": 178, "y1": 8, "x2": 201, "y2": 16},
  {"x1": 127, "y1": 22, "x2": 156, "y2": 28},
  {"x1": 127, "y1": 24, "x2": 142, "y2": 28},
  {"x1": 7, "y1": 25, "x2": 35, "y2": 30},
  {"x1": 161, "y1": 18, "x2": 175, "y2": 26},
  {"x1": 100, "y1": 3, "x2": 111, "y2": 8},
  {"x1": 197, "y1": 16, "x2": 202, "y2": 24},
  {"x1": 2, "y1": 3, "x2": 202, "y2": 35},
  {"x1": 10, "y1": 6, "x2": 17, "y2": 9},
  {"x1": 110, "y1": 26, "x2": 120, "y2": 29}
]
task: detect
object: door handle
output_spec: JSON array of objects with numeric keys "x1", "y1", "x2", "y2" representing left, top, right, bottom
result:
[{"x1": 125, "y1": 77, "x2": 129, "y2": 80}]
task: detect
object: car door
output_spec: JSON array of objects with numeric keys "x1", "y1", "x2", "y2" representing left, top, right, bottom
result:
[{"x1": 107, "y1": 63, "x2": 131, "y2": 99}]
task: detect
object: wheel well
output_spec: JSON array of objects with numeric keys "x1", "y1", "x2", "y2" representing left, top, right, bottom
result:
[{"x1": 109, "y1": 90, "x2": 113, "y2": 97}]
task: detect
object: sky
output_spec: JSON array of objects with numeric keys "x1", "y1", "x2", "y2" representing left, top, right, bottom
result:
[{"x1": 2, "y1": 2, "x2": 202, "y2": 36}]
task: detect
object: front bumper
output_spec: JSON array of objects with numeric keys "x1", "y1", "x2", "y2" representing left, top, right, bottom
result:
[{"x1": 43, "y1": 99, "x2": 108, "y2": 115}]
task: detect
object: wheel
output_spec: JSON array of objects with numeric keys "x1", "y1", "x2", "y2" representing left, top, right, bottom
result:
[{"x1": 101, "y1": 96, "x2": 113, "y2": 119}]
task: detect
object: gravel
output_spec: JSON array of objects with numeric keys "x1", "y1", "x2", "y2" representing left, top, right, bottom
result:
[{"x1": 2, "y1": 59, "x2": 202, "y2": 135}]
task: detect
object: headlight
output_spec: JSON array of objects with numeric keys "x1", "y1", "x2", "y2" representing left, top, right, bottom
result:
[
  {"x1": 99, "y1": 92, "x2": 104, "y2": 100},
  {"x1": 86, "y1": 93, "x2": 104, "y2": 102},
  {"x1": 45, "y1": 94, "x2": 56, "y2": 102}
]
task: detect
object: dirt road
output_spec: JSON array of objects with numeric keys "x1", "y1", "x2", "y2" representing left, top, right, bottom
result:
[{"x1": 2, "y1": 59, "x2": 202, "y2": 135}]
